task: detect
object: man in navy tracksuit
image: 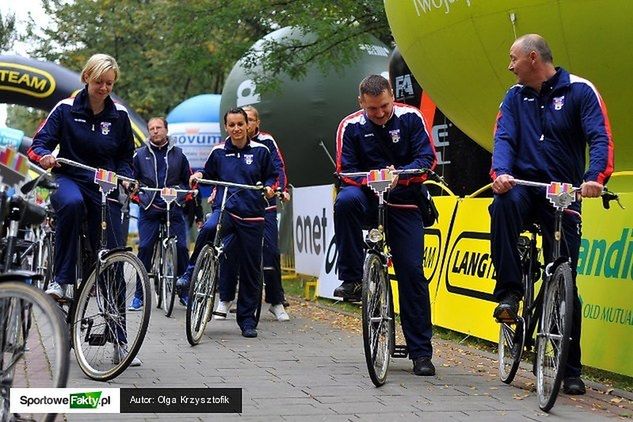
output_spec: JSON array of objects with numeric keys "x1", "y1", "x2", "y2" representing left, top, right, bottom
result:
[
  {"x1": 334, "y1": 75, "x2": 438, "y2": 376},
  {"x1": 490, "y1": 34, "x2": 614, "y2": 395},
  {"x1": 178, "y1": 107, "x2": 277, "y2": 338},
  {"x1": 131, "y1": 117, "x2": 192, "y2": 310}
]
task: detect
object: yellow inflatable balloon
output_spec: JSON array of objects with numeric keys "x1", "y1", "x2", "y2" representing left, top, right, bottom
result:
[{"x1": 385, "y1": 0, "x2": 633, "y2": 176}]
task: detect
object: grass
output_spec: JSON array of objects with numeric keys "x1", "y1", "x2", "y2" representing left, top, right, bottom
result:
[{"x1": 282, "y1": 275, "x2": 633, "y2": 394}]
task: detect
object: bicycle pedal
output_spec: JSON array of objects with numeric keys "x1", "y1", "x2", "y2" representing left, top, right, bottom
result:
[{"x1": 392, "y1": 345, "x2": 409, "y2": 358}]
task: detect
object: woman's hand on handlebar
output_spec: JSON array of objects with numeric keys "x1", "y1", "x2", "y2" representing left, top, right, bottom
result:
[
  {"x1": 264, "y1": 186, "x2": 275, "y2": 199},
  {"x1": 39, "y1": 154, "x2": 60, "y2": 170},
  {"x1": 190, "y1": 171, "x2": 203, "y2": 188}
]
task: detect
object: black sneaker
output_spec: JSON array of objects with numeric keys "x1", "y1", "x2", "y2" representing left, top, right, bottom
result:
[
  {"x1": 333, "y1": 281, "x2": 362, "y2": 301},
  {"x1": 493, "y1": 292, "x2": 521, "y2": 322},
  {"x1": 563, "y1": 377, "x2": 586, "y2": 395},
  {"x1": 413, "y1": 357, "x2": 436, "y2": 376}
]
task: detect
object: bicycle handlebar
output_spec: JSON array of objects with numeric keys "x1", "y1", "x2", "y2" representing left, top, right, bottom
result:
[
  {"x1": 139, "y1": 186, "x2": 198, "y2": 195},
  {"x1": 55, "y1": 157, "x2": 137, "y2": 184},
  {"x1": 193, "y1": 178, "x2": 263, "y2": 191},
  {"x1": 513, "y1": 178, "x2": 623, "y2": 210},
  {"x1": 337, "y1": 168, "x2": 446, "y2": 185}
]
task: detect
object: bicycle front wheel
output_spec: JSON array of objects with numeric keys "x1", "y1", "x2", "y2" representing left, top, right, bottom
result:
[
  {"x1": 152, "y1": 243, "x2": 163, "y2": 309},
  {"x1": 361, "y1": 252, "x2": 393, "y2": 387},
  {"x1": 71, "y1": 251, "x2": 151, "y2": 381},
  {"x1": 161, "y1": 240, "x2": 178, "y2": 317},
  {"x1": 0, "y1": 281, "x2": 69, "y2": 422},
  {"x1": 186, "y1": 244, "x2": 217, "y2": 346},
  {"x1": 498, "y1": 318, "x2": 525, "y2": 384},
  {"x1": 536, "y1": 262, "x2": 574, "y2": 412}
]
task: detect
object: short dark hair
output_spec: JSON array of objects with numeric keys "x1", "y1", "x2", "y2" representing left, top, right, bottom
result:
[
  {"x1": 515, "y1": 34, "x2": 553, "y2": 63},
  {"x1": 148, "y1": 116, "x2": 168, "y2": 130},
  {"x1": 223, "y1": 107, "x2": 248, "y2": 125},
  {"x1": 359, "y1": 74, "x2": 392, "y2": 97}
]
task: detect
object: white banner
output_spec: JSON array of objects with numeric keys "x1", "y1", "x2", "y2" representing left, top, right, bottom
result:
[
  {"x1": 169, "y1": 122, "x2": 222, "y2": 170},
  {"x1": 10, "y1": 388, "x2": 121, "y2": 414},
  {"x1": 292, "y1": 184, "x2": 335, "y2": 277}
]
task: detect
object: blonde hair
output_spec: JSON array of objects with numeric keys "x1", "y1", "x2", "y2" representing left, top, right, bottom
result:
[
  {"x1": 81, "y1": 53, "x2": 120, "y2": 84},
  {"x1": 242, "y1": 105, "x2": 259, "y2": 121}
]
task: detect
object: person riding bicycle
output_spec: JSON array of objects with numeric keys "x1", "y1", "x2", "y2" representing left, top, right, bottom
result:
[
  {"x1": 334, "y1": 74, "x2": 438, "y2": 376},
  {"x1": 490, "y1": 34, "x2": 615, "y2": 395},
  {"x1": 131, "y1": 117, "x2": 193, "y2": 310},
  {"x1": 176, "y1": 107, "x2": 277, "y2": 338},
  {"x1": 212, "y1": 105, "x2": 291, "y2": 322},
  {"x1": 27, "y1": 53, "x2": 140, "y2": 366}
]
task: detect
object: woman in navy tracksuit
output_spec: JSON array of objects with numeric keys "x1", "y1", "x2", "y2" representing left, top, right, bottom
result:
[
  {"x1": 27, "y1": 53, "x2": 139, "y2": 365},
  {"x1": 178, "y1": 107, "x2": 277, "y2": 338}
]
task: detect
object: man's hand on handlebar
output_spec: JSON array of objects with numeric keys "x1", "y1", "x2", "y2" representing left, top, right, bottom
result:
[
  {"x1": 492, "y1": 174, "x2": 516, "y2": 195},
  {"x1": 387, "y1": 165, "x2": 399, "y2": 190},
  {"x1": 580, "y1": 180, "x2": 603, "y2": 198},
  {"x1": 39, "y1": 154, "x2": 60, "y2": 170},
  {"x1": 264, "y1": 186, "x2": 275, "y2": 199}
]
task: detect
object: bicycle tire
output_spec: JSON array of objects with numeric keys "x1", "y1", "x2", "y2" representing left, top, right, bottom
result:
[
  {"x1": 186, "y1": 244, "x2": 217, "y2": 346},
  {"x1": 152, "y1": 242, "x2": 163, "y2": 309},
  {"x1": 162, "y1": 240, "x2": 178, "y2": 317},
  {"x1": 37, "y1": 235, "x2": 54, "y2": 292},
  {"x1": 361, "y1": 252, "x2": 393, "y2": 387},
  {"x1": 498, "y1": 318, "x2": 525, "y2": 384},
  {"x1": 71, "y1": 251, "x2": 151, "y2": 381},
  {"x1": 536, "y1": 262, "x2": 574, "y2": 412},
  {"x1": 0, "y1": 281, "x2": 69, "y2": 422}
]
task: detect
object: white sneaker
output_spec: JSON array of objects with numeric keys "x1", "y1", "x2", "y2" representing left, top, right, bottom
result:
[
  {"x1": 112, "y1": 344, "x2": 142, "y2": 367},
  {"x1": 269, "y1": 304, "x2": 290, "y2": 321},
  {"x1": 213, "y1": 301, "x2": 232, "y2": 320},
  {"x1": 45, "y1": 281, "x2": 65, "y2": 299}
]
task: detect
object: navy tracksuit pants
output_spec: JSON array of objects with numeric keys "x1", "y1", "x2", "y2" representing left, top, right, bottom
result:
[
  {"x1": 184, "y1": 209, "x2": 265, "y2": 331},
  {"x1": 219, "y1": 206, "x2": 285, "y2": 305},
  {"x1": 334, "y1": 186, "x2": 432, "y2": 360},
  {"x1": 51, "y1": 175, "x2": 123, "y2": 285},
  {"x1": 136, "y1": 205, "x2": 189, "y2": 298},
  {"x1": 489, "y1": 184, "x2": 583, "y2": 377}
]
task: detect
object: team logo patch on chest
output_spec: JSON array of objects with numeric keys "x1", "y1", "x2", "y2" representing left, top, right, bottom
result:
[
  {"x1": 100, "y1": 122, "x2": 112, "y2": 135},
  {"x1": 244, "y1": 154, "x2": 254, "y2": 165},
  {"x1": 553, "y1": 96, "x2": 565, "y2": 111},
  {"x1": 388, "y1": 129, "x2": 401, "y2": 143}
]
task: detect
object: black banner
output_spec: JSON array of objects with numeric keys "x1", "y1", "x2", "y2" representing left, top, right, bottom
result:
[{"x1": 120, "y1": 388, "x2": 242, "y2": 413}]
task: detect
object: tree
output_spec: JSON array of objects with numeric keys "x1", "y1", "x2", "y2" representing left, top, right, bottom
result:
[
  {"x1": 25, "y1": 0, "x2": 392, "y2": 119},
  {"x1": 0, "y1": 11, "x2": 17, "y2": 53},
  {"x1": 5, "y1": 105, "x2": 48, "y2": 137}
]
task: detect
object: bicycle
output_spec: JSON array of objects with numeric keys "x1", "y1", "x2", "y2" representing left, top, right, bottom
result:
[
  {"x1": 337, "y1": 168, "x2": 441, "y2": 387},
  {"x1": 496, "y1": 178, "x2": 622, "y2": 411},
  {"x1": 138, "y1": 186, "x2": 197, "y2": 317},
  {"x1": 185, "y1": 178, "x2": 264, "y2": 346},
  {"x1": 0, "y1": 150, "x2": 69, "y2": 422},
  {"x1": 53, "y1": 157, "x2": 151, "y2": 381}
]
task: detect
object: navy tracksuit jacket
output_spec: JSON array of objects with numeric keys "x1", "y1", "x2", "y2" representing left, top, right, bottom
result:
[
  {"x1": 28, "y1": 87, "x2": 134, "y2": 287},
  {"x1": 133, "y1": 139, "x2": 192, "y2": 289},
  {"x1": 184, "y1": 137, "x2": 276, "y2": 330},
  {"x1": 335, "y1": 103, "x2": 437, "y2": 360},
  {"x1": 489, "y1": 67, "x2": 615, "y2": 377}
]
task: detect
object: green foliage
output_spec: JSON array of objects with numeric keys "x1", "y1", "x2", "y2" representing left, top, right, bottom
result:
[
  {"x1": 25, "y1": 0, "x2": 391, "y2": 119},
  {"x1": 0, "y1": 11, "x2": 17, "y2": 52},
  {"x1": 5, "y1": 105, "x2": 48, "y2": 137}
]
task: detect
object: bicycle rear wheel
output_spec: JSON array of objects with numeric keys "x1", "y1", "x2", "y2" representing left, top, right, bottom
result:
[
  {"x1": 536, "y1": 262, "x2": 574, "y2": 412},
  {"x1": 186, "y1": 245, "x2": 217, "y2": 346},
  {"x1": 498, "y1": 318, "x2": 525, "y2": 384},
  {"x1": 0, "y1": 281, "x2": 69, "y2": 422},
  {"x1": 71, "y1": 251, "x2": 151, "y2": 381},
  {"x1": 361, "y1": 252, "x2": 393, "y2": 387},
  {"x1": 161, "y1": 240, "x2": 178, "y2": 317},
  {"x1": 36, "y1": 235, "x2": 54, "y2": 291}
]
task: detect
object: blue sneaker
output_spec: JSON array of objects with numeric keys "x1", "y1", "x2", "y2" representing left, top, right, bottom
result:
[
  {"x1": 176, "y1": 274, "x2": 190, "y2": 291},
  {"x1": 128, "y1": 296, "x2": 143, "y2": 311},
  {"x1": 179, "y1": 294, "x2": 189, "y2": 307}
]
